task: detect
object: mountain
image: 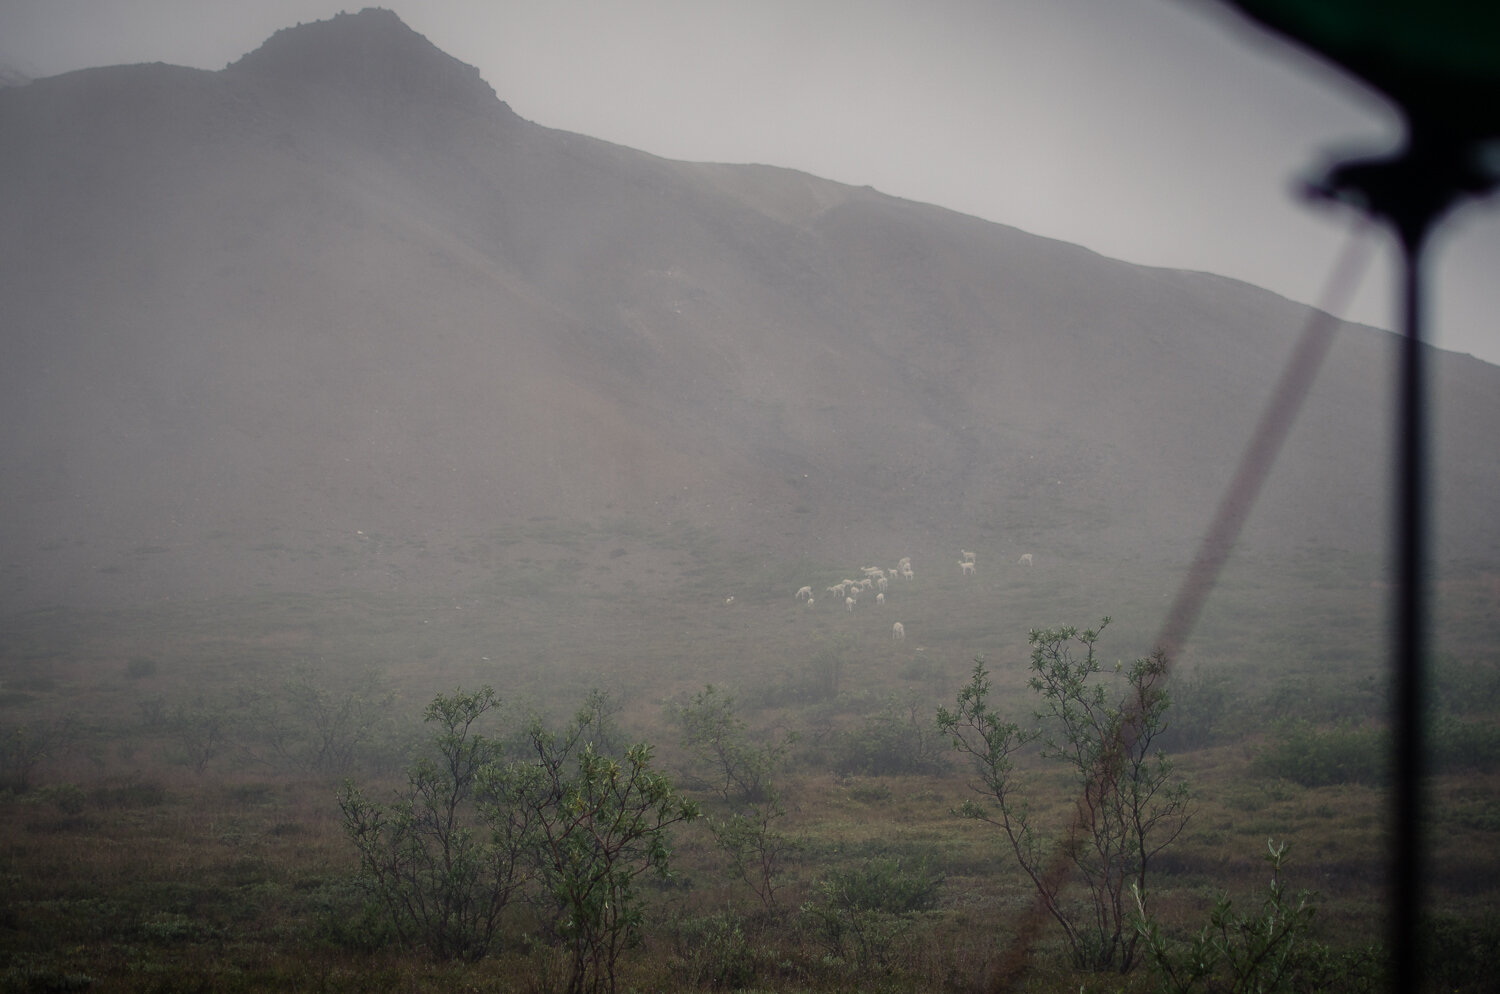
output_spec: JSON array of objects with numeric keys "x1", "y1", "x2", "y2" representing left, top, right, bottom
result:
[{"x1": 2, "y1": 7, "x2": 1497, "y2": 614}]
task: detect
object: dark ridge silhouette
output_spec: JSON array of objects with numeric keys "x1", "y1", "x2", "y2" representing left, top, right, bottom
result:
[
  {"x1": 225, "y1": 7, "x2": 506, "y2": 119},
  {"x1": 1, "y1": 8, "x2": 1497, "y2": 612}
]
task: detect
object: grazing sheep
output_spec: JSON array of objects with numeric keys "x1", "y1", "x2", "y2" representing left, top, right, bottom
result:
[
  {"x1": 960, "y1": 561, "x2": 976, "y2": 576},
  {"x1": 900, "y1": 567, "x2": 914, "y2": 581},
  {"x1": 806, "y1": 598, "x2": 814, "y2": 609},
  {"x1": 876, "y1": 576, "x2": 888, "y2": 591},
  {"x1": 1017, "y1": 553, "x2": 1033, "y2": 566},
  {"x1": 892, "y1": 622, "x2": 905, "y2": 640},
  {"x1": 725, "y1": 596, "x2": 736, "y2": 605},
  {"x1": 796, "y1": 585, "x2": 813, "y2": 601},
  {"x1": 846, "y1": 596, "x2": 857, "y2": 612},
  {"x1": 876, "y1": 592, "x2": 885, "y2": 606}
]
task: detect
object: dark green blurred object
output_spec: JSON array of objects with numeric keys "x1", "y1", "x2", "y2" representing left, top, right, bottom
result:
[
  {"x1": 1222, "y1": 1, "x2": 1500, "y2": 145},
  {"x1": 1213, "y1": 7, "x2": 1495, "y2": 994},
  {"x1": 1221, "y1": 0, "x2": 1499, "y2": 234}
]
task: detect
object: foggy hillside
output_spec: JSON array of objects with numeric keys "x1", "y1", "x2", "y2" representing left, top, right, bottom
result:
[{"x1": 2, "y1": 6, "x2": 1498, "y2": 613}]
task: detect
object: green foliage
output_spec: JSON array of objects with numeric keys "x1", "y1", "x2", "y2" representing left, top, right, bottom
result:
[
  {"x1": 1254, "y1": 711, "x2": 1500, "y2": 787},
  {"x1": 711, "y1": 794, "x2": 800, "y2": 912},
  {"x1": 747, "y1": 635, "x2": 855, "y2": 708},
  {"x1": 669, "y1": 911, "x2": 758, "y2": 990},
  {"x1": 341, "y1": 685, "x2": 698, "y2": 992},
  {"x1": 1135, "y1": 840, "x2": 1329, "y2": 994},
  {"x1": 236, "y1": 668, "x2": 399, "y2": 777},
  {"x1": 830, "y1": 694, "x2": 949, "y2": 777},
  {"x1": 1419, "y1": 911, "x2": 1500, "y2": 994},
  {"x1": 0, "y1": 962, "x2": 97, "y2": 992},
  {"x1": 822, "y1": 856, "x2": 942, "y2": 915},
  {"x1": 800, "y1": 857, "x2": 941, "y2": 970},
  {"x1": 31, "y1": 783, "x2": 86, "y2": 816},
  {"x1": 670, "y1": 685, "x2": 789, "y2": 804},
  {"x1": 670, "y1": 685, "x2": 799, "y2": 912},
  {"x1": 1252, "y1": 719, "x2": 1388, "y2": 786},
  {"x1": 1430, "y1": 653, "x2": 1500, "y2": 716},
  {"x1": 1156, "y1": 664, "x2": 1232, "y2": 752},
  {"x1": 937, "y1": 619, "x2": 1192, "y2": 973},
  {"x1": 487, "y1": 699, "x2": 699, "y2": 994},
  {"x1": 1430, "y1": 714, "x2": 1500, "y2": 773},
  {"x1": 338, "y1": 686, "x2": 521, "y2": 962},
  {"x1": 87, "y1": 778, "x2": 167, "y2": 810}
]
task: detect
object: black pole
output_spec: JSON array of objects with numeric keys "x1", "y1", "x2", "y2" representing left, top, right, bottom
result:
[
  {"x1": 1391, "y1": 217, "x2": 1428, "y2": 994},
  {"x1": 1310, "y1": 137, "x2": 1492, "y2": 991}
]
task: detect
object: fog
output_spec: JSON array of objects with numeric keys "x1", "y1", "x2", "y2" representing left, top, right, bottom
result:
[
  {"x1": 1, "y1": 7, "x2": 1497, "y2": 991},
  {"x1": 4, "y1": 0, "x2": 1498, "y2": 364}
]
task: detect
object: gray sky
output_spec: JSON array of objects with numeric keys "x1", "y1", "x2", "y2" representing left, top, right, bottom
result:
[{"x1": 4, "y1": 0, "x2": 1498, "y2": 364}]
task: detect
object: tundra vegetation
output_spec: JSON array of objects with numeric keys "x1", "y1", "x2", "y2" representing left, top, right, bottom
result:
[{"x1": 0, "y1": 526, "x2": 1496, "y2": 992}]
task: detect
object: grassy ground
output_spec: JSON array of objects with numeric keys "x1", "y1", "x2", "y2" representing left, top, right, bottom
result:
[{"x1": 2, "y1": 523, "x2": 1497, "y2": 992}]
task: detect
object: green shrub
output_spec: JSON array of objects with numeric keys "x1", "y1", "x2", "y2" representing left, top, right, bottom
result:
[
  {"x1": 830, "y1": 697, "x2": 948, "y2": 777},
  {"x1": 1252, "y1": 718, "x2": 1389, "y2": 786},
  {"x1": 1157, "y1": 664, "x2": 1231, "y2": 751},
  {"x1": 1135, "y1": 840, "x2": 1333, "y2": 994},
  {"x1": 821, "y1": 857, "x2": 942, "y2": 916},
  {"x1": 1420, "y1": 911, "x2": 1500, "y2": 994},
  {"x1": 88, "y1": 779, "x2": 167, "y2": 809},
  {"x1": 1430, "y1": 716, "x2": 1500, "y2": 773},
  {"x1": 1430, "y1": 654, "x2": 1500, "y2": 716},
  {"x1": 670, "y1": 912, "x2": 757, "y2": 989}
]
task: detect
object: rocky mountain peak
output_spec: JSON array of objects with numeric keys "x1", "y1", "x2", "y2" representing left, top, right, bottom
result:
[{"x1": 225, "y1": 7, "x2": 500, "y2": 115}]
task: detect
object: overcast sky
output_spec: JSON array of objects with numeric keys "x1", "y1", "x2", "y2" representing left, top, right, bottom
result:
[{"x1": 4, "y1": 0, "x2": 1497, "y2": 364}]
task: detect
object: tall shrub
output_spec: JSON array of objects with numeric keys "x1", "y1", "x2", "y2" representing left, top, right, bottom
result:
[{"x1": 937, "y1": 619, "x2": 1192, "y2": 972}]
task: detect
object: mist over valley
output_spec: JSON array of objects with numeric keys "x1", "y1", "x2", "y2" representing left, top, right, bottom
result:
[{"x1": 1, "y1": 10, "x2": 1497, "y2": 991}]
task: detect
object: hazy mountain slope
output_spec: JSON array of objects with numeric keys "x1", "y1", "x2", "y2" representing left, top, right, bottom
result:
[{"x1": 1, "y1": 8, "x2": 1496, "y2": 612}]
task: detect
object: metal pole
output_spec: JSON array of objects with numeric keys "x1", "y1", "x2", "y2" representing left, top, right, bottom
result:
[{"x1": 1391, "y1": 217, "x2": 1429, "y2": 994}]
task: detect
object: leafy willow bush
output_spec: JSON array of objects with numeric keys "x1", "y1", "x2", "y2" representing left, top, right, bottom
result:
[
  {"x1": 1134, "y1": 840, "x2": 1320, "y2": 994},
  {"x1": 830, "y1": 695, "x2": 949, "y2": 777},
  {"x1": 1252, "y1": 718, "x2": 1389, "y2": 787},
  {"x1": 1254, "y1": 713, "x2": 1500, "y2": 787},
  {"x1": 669, "y1": 911, "x2": 757, "y2": 990},
  {"x1": 801, "y1": 857, "x2": 941, "y2": 969},
  {"x1": 338, "y1": 687, "x2": 517, "y2": 962},
  {"x1": 1430, "y1": 653, "x2": 1500, "y2": 716},
  {"x1": 669, "y1": 684, "x2": 788, "y2": 803},
  {"x1": 938, "y1": 619, "x2": 1192, "y2": 973},
  {"x1": 340, "y1": 687, "x2": 698, "y2": 994}
]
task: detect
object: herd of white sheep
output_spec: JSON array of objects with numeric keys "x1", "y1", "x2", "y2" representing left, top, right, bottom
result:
[
  {"x1": 774, "y1": 549, "x2": 1033, "y2": 641},
  {"x1": 721, "y1": 548, "x2": 1036, "y2": 648}
]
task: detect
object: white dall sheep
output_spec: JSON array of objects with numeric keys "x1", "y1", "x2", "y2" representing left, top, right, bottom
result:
[
  {"x1": 796, "y1": 585, "x2": 813, "y2": 601},
  {"x1": 876, "y1": 592, "x2": 885, "y2": 606},
  {"x1": 725, "y1": 596, "x2": 736, "y2": 605},
  {"x1": 1017, "y1": 553, "x2": 1033, "y2": 566},
  {"x1": 846, "y1": 596, "x2": 857, "y2": 612},
  {"x1": 960, "y1": 561, "x2": 976, "y2": 576},
  {"x1": 892, "y1": 622, "x2": 905, "y2": 640},
  {"x1": 876, "y1": 576, "x2": 888, "y2": 591}
]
